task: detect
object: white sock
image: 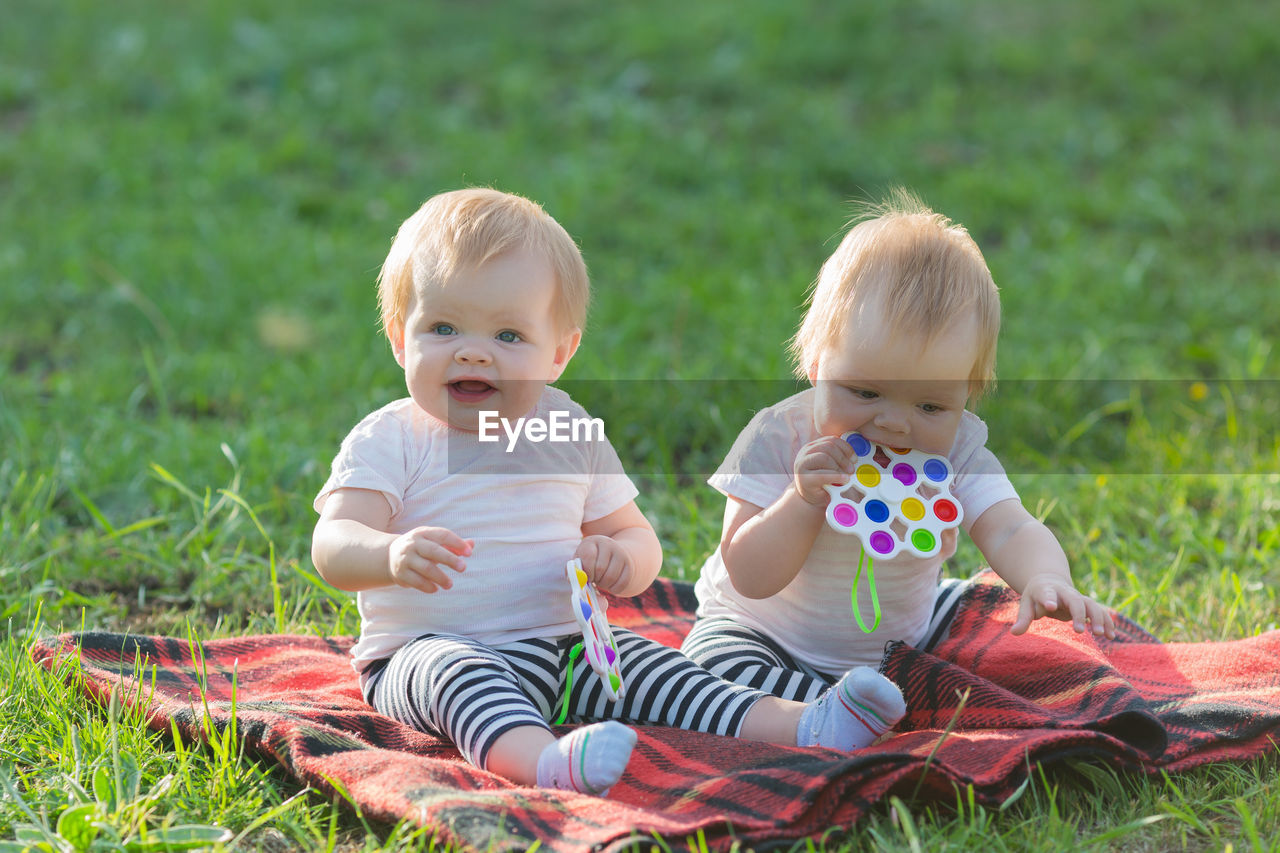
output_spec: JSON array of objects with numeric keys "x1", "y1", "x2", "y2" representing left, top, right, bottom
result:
[
  {"x1": 797, "y1": 666, "x2": 906, "y2": 751},
  {"x1": 535, "y1": 721, "x2": 637, "y2": 797}
]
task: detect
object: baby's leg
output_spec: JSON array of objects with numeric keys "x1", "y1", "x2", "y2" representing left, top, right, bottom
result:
[
  {"x1": 531, "y1": 721, "x2": 637, "y2": 797},
  {"x1": 474, "y1": 721, "x2": 638, "y2": 797},
  {"x1": 793, "y1": 666, "x2": 906, "y2": 750},
  {"x1": 371, "y1": 634, "x2": 635, "y2": 792},
  {"x1": 370, "y1": 633, "x2": 551, "y2": 774},
  {"x1": 680, "y1": 622, "x2": 906, "y2": 750},
  {"x1": 482, "y1": 722, "x2": 635, "y2": 795},
  {"x1": 586, "y1": 627, "x2": 896, "y2": 747},
  {"x1": 732, "y1": 666, "x2": 906, "y2": 750},
  {"x1": 582, "y1": 630, "x2": 901, "y2": 751},
  {"x1": 564, "y1": 628, "x2": 762, "y2": 734},
  {"x1": 681, "y1": 616, "x2": 833, "y2": 701}
]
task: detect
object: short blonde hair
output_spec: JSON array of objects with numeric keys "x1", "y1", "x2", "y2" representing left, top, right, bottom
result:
[
  {"x1": 789, "y1": 188, "x2": 1001, "y2": 397},
  {"x1": 377, "y1": 188, "x2": 589, "y2": 344}
]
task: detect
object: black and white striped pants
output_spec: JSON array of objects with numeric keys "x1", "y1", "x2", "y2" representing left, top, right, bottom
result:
[
  {"x1": 681, "y1": 576, "x2": 970, "y2": 702},
  {"x1": 365, "y1": 627, "x2": 765, "y2": 768}
]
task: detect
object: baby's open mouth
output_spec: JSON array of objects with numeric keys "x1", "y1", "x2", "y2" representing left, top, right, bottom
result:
[{"x1": 448, "y1": 380, "x2": 496, "y2": 402}]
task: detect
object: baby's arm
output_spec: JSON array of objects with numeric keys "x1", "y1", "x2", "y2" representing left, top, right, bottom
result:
[
  {"x1": 312, "y1": 487, "x2": 473, "y2": 593},
  {"x1": 577, "y1": 500, "x2": 662, "y2": 598},
  {"x1": 969, "y1": 498, "x2": 1115, "y2": 638},
  {"x1": 721, "y1": 434, "x2": 855, "y2": 599}
]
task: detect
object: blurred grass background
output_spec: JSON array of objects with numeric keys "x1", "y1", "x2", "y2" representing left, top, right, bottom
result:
[{"x1": 2, "y1": 0, "x2": 1278, "y2": 849}]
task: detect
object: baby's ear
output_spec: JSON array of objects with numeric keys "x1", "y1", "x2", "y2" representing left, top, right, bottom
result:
[
  {"x1": 550, "y1": 327, "x2": 582, "y2": 380},
  {"x1": 389, "y1": 324, "x2": 407, "y2": 368}
]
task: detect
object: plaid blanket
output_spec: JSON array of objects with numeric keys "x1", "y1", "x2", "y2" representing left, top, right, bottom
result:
[{"x1": 31, "y1": 571, "x2": 1280, "y2": 852}]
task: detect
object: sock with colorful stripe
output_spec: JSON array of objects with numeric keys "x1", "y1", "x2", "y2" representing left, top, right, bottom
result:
[
  {"x1": 797, "y1": 665, "x2": 906, "y2": 751},
  {"x1": 536, "y1": 721, "x2": 637, "y2": 796}
]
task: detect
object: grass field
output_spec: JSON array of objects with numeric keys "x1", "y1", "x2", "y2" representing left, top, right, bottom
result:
[{"x1": 2, "y1": 0, "x2": 1278, "y2": 849}]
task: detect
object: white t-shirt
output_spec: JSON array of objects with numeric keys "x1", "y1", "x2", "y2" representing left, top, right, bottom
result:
[
  {"x1": 694, "y1": 388, "x2": 1019, "y2": 675},
  {"x1": 315, "y1": 386, "x2": 638, "y2": 673}
]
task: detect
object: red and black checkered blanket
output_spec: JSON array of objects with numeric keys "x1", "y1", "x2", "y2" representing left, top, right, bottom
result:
[{"x1": 31, "y1": 571, "x2": 1280, "y2": 852}]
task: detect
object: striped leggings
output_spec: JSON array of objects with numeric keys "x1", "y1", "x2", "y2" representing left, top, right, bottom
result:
[
  {"x1": 366, "y1": 627, "x2": 764, "y2": 769},
  {"x1": 681, "y1": 576, "x2": 970, "y2": 702}
]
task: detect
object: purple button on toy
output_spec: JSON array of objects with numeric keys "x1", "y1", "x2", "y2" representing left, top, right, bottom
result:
[
  {"x1": 869, "y1": 531, "x2": 895, "y2": 555},
  {"x1": 832, "y1": 503, "x2": 858, "y2": 527}
]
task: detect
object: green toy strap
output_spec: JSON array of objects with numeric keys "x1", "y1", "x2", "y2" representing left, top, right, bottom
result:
[
  {"x1": 851, "y1": 549, "x2": 882, "y2": 633},
  {"x1": 555, "y1": 641, "x2": 585, "y2": 725}
]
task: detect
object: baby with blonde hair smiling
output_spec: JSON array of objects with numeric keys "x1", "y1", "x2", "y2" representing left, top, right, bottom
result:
[{"x1": 683, "y1": 189, "x2": 1115, "y2": 716}]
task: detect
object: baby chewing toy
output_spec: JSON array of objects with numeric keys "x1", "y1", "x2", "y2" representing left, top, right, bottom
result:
[
  {"x1": 823, "y1": 432, "x2": 964, "y2": 632},
  {"x1": 823, "y1": 432, "x2": 963, "y2": 559},
  {"x1": 565, "y1": 558, "x2": 625, "y2": 702}
]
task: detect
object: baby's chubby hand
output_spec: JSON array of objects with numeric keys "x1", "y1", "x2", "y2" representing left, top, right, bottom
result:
[
  {"x1": 575, "y1": 535, "x2": 634, "y2": 596},
  {"x1": 793, "y1": 435, "x2": 856, "y2": 506},
  {"x1": 1011, "y1": 574, "x2": 1116, "y2": 639},
  {"x1": 387, "y1": 526, "x2": 474, "y2": 594}
]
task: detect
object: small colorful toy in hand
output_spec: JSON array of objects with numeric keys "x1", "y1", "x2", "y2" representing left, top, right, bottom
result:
[
  {"x1": 566, "y1": 558, "x2": 626, "y2": 702},
  {"x1": 824, "y1": 432, "x2": 963, "y2": 557},
  {"x1": 824, "y1": 432, "x2": 964, "y2": 632}
]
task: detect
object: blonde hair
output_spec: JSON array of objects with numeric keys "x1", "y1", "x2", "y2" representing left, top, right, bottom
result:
[
  {"x1": 377, "y1": 188, "x2": 589, "y2": 344},
  {"x1": 789, "y1": 188, "x2": 1001, "y2": 397}
]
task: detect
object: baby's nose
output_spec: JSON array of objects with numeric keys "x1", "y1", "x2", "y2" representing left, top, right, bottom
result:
[
  {"x1": 454, "y1": 343, "x2": 492, "y2": 364},
  {"x1": 874, "y1": 408, "x2": 908, "y2": 432}
]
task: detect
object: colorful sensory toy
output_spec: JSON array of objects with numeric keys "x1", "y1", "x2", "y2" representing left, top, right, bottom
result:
[
  {"x1": 824, "y1": 432, "x2": 963, "y2": 559},
  {"x1": 565, "y1": 558, "x2": 625, "y2": 702}
]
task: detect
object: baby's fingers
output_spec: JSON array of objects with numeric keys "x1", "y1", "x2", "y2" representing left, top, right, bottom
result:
[
  {"x1": 1010, "y1": 593, "x2": 1036, "y2": 635},
  {"x1": 825, "y1": 439, "x2": 857, "y2": 473},
  {"x1": 592, "y1": 550, "x2": 629, "y2": 595},
  {"x1": 418, "y1": 528, "x2": 474, "y2": 557},
  {"x1": 397, "y1": 554, "x2": 456, "y2": 593},
  {"x1": 798, "y1": 455, "x2": 848, "y2": 485},
  {"x1": 1033, "y1": 584, "x2": 1061, "y2": 616},
  {"x1": 800, "y1": 438, "x2": 854, "y2": 473},
  {"x1": 1063, "y1": 592, "x2": 1089, "y2": 633},
  {"x1": 414, "y1": 536, "x2": 470, "y2": 573},
  {"x1": 574, "y1": 537, "x2": 602, "y2": 569},
  {"x1": 1086, "y1": 598, "x2": 1117, "y2": 639}
]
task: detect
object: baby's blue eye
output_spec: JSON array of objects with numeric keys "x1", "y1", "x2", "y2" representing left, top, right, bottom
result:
[
  {"x1": 431, "y1": 323, "x2": 456, "y2": 336},
  {"x1": 852, "y1": 389, "x2": 878, "y2": 400},
  {"x1": 920, "y1": 403, "x2": 942, "y2": 414},
  {"x1": 496, "y1": 330, "x2": 521, "y2": 343}
]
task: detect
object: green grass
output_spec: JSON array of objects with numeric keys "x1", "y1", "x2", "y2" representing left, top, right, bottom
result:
[{"x1": 3, "y1": 0, "x2": 1279, "y2": 849}]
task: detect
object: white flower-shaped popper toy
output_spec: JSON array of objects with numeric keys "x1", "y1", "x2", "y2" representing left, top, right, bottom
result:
[
  {"x1": 565, "y1": 558, "x2": 625, "y2": 702},
  {"x1": 823, "y1": 432, "x2": 963, "y2": 559}
]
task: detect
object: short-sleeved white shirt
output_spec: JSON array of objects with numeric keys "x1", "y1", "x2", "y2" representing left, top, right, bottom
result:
[
  {"x1": 694, "y1": 388, "x2": 1019, "y2": 675},
  {"x1": 315, "y1": 386, "x2": 638, "y2": 672}
]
